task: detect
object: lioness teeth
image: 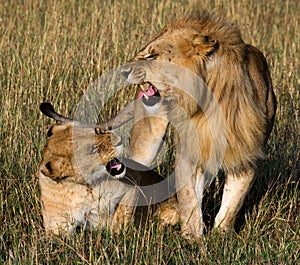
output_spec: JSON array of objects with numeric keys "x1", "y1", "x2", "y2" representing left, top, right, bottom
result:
[
  {"x1": 116, "y1": 164, "x2": 122, "y2": 171},
  {"x1": 143, "y1": 94, "x2": 149, "y2": 100}
]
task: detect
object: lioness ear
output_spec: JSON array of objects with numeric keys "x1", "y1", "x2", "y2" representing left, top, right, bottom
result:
[
  {"x1": 40, "y1": 161, "x2": 54, "y2": 177},
  {"x1": 47, "y1": 126, "x2": 54, "y2": 137},
  {"x1": 192, "y1": 35, "x2": 218, "y2": 58},
  {"x1": 41, "y1": 158, "x2": 69, "y2": 180},
  {"x1": 47, "y1": 124, "x2": 70, "y2": 137}
]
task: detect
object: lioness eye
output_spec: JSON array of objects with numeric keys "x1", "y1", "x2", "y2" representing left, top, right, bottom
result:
[
  {"x1": 145, "y1": 53, "x2": 157, "y2": 60},
  {"x1": 95, "y1": 127, "x2": 107, "y2": 135}
]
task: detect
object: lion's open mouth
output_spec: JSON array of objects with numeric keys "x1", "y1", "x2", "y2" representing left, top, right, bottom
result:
[
  {"x1": 138, "y1": 84, "x2": 161, "y2": 106},
  {"x1": 106, "y1": 158, "x2": 126, "y2": 179}
]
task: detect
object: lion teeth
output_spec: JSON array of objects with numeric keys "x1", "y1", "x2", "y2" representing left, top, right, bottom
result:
[{"x1": 143, "y1": 94, "x2": 149, "y2": 100}]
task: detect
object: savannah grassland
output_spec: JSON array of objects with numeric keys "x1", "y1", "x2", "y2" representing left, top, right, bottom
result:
[{"x1": 0, "y1": 0, "x2": 299, "y2": 264}]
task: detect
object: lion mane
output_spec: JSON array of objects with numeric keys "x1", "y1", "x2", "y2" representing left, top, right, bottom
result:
[{"x1": 106, "y1": 12, "x2": 277, "y2": 238}]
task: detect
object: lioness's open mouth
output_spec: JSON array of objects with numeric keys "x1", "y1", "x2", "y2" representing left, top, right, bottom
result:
[
  {"x1": 138, "y1": 84, "x2": 161, "y2": 106},
  {"x1": 106, "y1": 158, "x2": 126, "y2": 179}
]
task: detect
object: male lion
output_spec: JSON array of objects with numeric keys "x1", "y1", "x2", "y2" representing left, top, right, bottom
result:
[
  {"x1": 38, "y1": 103, "x2": 178, "y2": 235},
  {"x1": 99, "y1": 12, "x2": 277, "y2": 238}
]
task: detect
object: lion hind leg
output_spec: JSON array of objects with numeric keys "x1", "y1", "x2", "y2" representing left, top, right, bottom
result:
[{"x1": 214, "y1": 169, "x2": 255, "y2": 231}]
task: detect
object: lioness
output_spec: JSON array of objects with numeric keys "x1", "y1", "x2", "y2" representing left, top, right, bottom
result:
[
  {"x1": 39, "y1": 103, "x2": 178, "y2": 235},
  {"x1": 97, "y1": 12, "x2": 277, "y2": 238}
]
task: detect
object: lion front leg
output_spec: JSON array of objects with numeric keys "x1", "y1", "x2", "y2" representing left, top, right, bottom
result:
[
  {"x1": 214, "y1": 168, "x2": 256, "y2": 231},
  {"x1": 176, "y1": 164, "x2": 205, "y2": 239}
]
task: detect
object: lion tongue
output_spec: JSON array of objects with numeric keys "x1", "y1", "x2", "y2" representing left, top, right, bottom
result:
[{"x1": 138, "y1": 85, "x2": 157, "y2": 99}]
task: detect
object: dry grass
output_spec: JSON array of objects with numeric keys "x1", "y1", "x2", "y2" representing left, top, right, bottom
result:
[{"x1": 0, "y1": 0, "x2": 299, "y2": 264}]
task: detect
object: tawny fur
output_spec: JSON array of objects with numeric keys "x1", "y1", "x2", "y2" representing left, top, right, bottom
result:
[
  {"x1": 38, "y1": 123, "x2": 178, "y2": 235},
  {"x1": 108, "y1": 12, "x2": 276, "y2": 238}
]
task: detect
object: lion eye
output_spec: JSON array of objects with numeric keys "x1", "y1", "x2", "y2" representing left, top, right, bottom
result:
[{"x1": 145, "y1": 53, "x2": 157, "y2": 60}]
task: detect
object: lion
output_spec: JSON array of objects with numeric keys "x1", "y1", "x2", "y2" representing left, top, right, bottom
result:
[
  {"x1": 96, "y1": 12, "x2": 277, "y2": 238},
  {"x1": 38, "y1": 103, "x2": 179, "y2": 235}
]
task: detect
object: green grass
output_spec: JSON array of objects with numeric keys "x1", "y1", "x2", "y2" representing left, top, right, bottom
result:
[{"x1": 0, "y1": 0, "x2": 299, "y2": 264}]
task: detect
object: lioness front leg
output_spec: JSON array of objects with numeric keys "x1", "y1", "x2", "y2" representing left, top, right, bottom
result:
[
  {"x1": 214, "y1": 168, "x2": 256, "y2": 231},
  {"x1": 130, "y1": 99, "x2": 168, "y2": 167}
]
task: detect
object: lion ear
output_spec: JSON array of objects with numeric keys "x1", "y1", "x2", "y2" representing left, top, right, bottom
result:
[{"x1": 192, "y1": 35, "x2": 218, "y2": 57}]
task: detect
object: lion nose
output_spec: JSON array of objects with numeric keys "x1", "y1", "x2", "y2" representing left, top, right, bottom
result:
[
  {"x1": 121, "y1": 64, "x2": 146, "y2": 84},
  {"x1": 121, "y1": 66, "x2": 132, "y2": 79}
]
